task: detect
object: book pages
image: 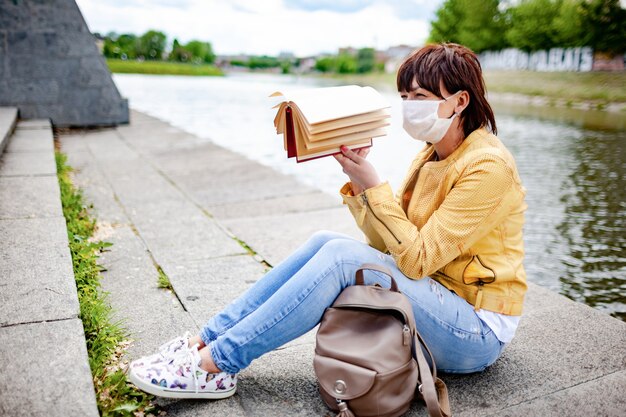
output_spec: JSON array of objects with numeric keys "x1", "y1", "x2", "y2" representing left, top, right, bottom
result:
[{"x1": 271, "y1": 85, "x2": 389, "y2": 163}]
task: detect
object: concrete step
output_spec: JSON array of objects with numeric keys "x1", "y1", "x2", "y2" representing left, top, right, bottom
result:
[
  {"x1": 0, "y1": 107, "x2": 18, "y2": 154},
  {"x1": 0, "y1": 120, "x2": 100, "y2": 416}
]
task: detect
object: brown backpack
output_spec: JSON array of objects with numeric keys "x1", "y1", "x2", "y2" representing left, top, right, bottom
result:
[{"x1": 314, "y1": 264, "x2": 451, "y2": 417}]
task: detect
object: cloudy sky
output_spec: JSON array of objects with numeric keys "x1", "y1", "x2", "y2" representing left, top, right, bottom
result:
[{"x1": 75, "y1": 0, "x2": 442, "y2": 57}]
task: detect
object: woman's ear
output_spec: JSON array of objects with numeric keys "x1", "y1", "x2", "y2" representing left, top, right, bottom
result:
[{"x1": 455, "y1": 91, "x2": 470, "y2": 114}]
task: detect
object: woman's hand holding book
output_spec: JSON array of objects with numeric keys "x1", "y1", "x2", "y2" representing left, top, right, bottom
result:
[{"x1": 334, "y1": 146, "x2": 381, "y2": 194}]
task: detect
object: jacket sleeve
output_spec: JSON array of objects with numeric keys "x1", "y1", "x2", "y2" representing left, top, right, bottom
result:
[
  {"x1": 340, "y1": 182, "x2": 387, "y2": 252},
  {"x1": 344, "y1": 153, "x2": 523, "y2": 279}
]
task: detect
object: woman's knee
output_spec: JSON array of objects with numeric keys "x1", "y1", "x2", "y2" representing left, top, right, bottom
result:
[
  {"x1": 316, "y1": 238, "x2": 387, "y2": 273},
  {"x1": 308, "y1": 230, "x2": 351, "y2": 247}
]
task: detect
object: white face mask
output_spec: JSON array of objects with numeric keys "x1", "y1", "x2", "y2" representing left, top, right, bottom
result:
[{"x1": 401, "y1": 91, "x2": 462, "y2": 144}]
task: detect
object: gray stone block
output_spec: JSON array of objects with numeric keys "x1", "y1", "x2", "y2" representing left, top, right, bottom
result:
[
  {"x1": 9, "y1": 56, "x2": 74, "y2": 81},
  {"x1": 57, "y1": 131, "x2": 87, "y2": 152},
  {"x1": 162, "y1": 255, "x2": 267, "y2": 325},
  {"x1": 438, "y1": 283, "x2": 626, "y2": 416},
  {"x1": 0, "y1": 319, "x2": 99, "y2": 417},
  {"x1": 76, "y1": 142, "x2": 247, "y2": 262},
  {"x1": 116, "y1": 128, "x2": 213, "y2": 155},
  {"x1": 114, "y1": 194, "x2": 246, "y2": 264},
  {"x1": 0, "y1": 33, "x2": 6, "y2": 80},
  {"x1": 7, "y1": 30, "x2": 69, "y2": 57},
  {"x1": 1, "y1": 79, "x2": 60, "y2": 104},
  {"x1": 208, "y1": 191, "x2": 341, "y2": 220},
  {"x1": 65, "y1": 32, "x2": 101, "y2": 57},
  {"x1": 0, "y1": 150, "x2": 56, "y2": 176},
  {"x1": 156, "y1": 397, "x2": 248, "y2": 417},
  {"x1": 0, "y1": 107, "x2": 18, "y2": 154},
  {"x1": 96, "y1": 223, "x2": 198, "y2": 360},
  {"x1": 64, "y1": 152, "x2": 129, "y2": 224},
  {"x1": 0, "y1": 0, "x2": 128, "y2": 126},
  {"x1": 29, "y1": 1, "x2": 83, "y2": 27},
  {"x1": 76, "y1": 128, "x2": 134, "y2": 160},
  {"x1": 77, "y1": 55, "x2": 115, "y2": 87},
  {"x1": 494, "y1": 370, "x2": 626, "y2": 417},
  {"x1": 222, "y1": 208, "x2": 362, "y2": 266},
  {"x1": 4, "y1": 127, "x2": 53, "y2": 152},
  {"x1": 0, "y1": 217, "x2": 79, "y2": 327},
  {"x1": 15, "y1": 118, "x2": 51, "y2": 130},
  {"x1": 0, "y1": 175, "x2": 62, "y2": 219},
  {"x1": 172, "y1": 165, "x2": 319, "y2": 208},
  {"x1": 237, "y1": 343, "x2": 330, "y2": 416},
  {"x1": 0, "y1": 3, "x2": 30, "y2": 32}
]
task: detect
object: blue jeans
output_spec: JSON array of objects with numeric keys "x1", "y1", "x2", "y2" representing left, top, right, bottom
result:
[{"x1": 200, "y1": 231, "x2": 504, "y2": 374}]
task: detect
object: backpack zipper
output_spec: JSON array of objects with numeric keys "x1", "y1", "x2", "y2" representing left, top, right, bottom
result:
[
  {"x1": 361, "y1": 193, "x2": 402, "y2": 245},
  {"x1": 403, "y1": 324, "x2": 411, "y2": 346},
  {"x1": 338, "y1": 304, "x2": 410, "y2": 325}
]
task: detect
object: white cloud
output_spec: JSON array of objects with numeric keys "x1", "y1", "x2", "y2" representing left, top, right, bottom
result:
[{"x1": 75, "y1": 0, "x2": 439, "y2": 56}]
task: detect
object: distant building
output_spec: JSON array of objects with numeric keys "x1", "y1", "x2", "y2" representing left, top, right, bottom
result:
[
  {"x1": 294, "y1": 57, "x2": 316, "y2": 74},
  {"x1": 382, "y1": 45, "x2": 417, "y2": 73}
]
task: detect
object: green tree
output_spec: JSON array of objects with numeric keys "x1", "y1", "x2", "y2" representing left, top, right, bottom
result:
[
  {"x1": 335, "y1": 53, "x2": 357, "y2": 73},
  {"x1": 185, "y1": 40, "x2": 216, "y2": 64},
  {"x1": 429, "y1": 0, "x2": 464, "y2": 45},
  {"x1": 137, "y1": 30, "x2": 167, "y2": 60},
  {"x1": 429, "y1": 0, "x2": 508, "y2": 52},
  {"x1": 356, "y1": 48, "x2": 376, "y2": 73},
  {"x1": 315, "y1": 56, "x2": 336, "y2": 72},
  {"x1": 505, "y1": 0, "x2": 561, "y2": 51},
  {"x1": 579, "y1": 0, "x2": 626, "y2": 55},
  {"x1": 552, "y1": 0, "x2": 587, "y2": 47},
  {"x1": 102, "y1": 33, "x2": 137, "y2": 59},
  {"x1": 247, "y1": 55, "x2": 280, "y2": 69},
  {"x1": 168, "y1": 39, "x2": 192, "y2": 62},
  {"x1": 280, "y1": 60, "x2": 291, "y2": 74}
]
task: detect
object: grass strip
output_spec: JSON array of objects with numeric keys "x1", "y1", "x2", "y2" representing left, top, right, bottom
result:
[
  {"x1": 156, "y1": 265, "x2": 173, "y2": 290},
  {"x1": 107, "y1": 58, "x2": 223, "y2": 76},
  {"x1": 483, "y1": 70, "x2": 626, "y2": 104},
  {"x1": 56, "y1": 151, "x2": 160, "y2": 417}
]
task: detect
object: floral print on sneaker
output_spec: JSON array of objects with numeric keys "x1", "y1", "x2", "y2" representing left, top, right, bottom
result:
[
  {"x1": 129, "y1": 344, "x2": 237, "y2": 399},
  {"x1": 130, "y1": 332, "x2": 191, "y2": 370}
]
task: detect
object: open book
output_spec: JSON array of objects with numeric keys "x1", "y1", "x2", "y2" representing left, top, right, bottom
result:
[{"x1": 271, "y1": 85, "x2": 390, "y2": 162}]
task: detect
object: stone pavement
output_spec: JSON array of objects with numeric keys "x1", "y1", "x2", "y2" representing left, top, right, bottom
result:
[
  {"x1": 0, "y1": 107, "x2": 99, "y2": 416},
  {"x1": 57, "y1": 109, "x2": 626, "y2": 417},
  {"x1": 4, "y1": 106, "x2": 623, "y2": 416}
]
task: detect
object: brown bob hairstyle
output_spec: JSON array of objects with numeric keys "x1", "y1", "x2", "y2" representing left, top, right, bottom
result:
[{"x1": 397, "y1": 43, "x2": 497, "y2": 137}]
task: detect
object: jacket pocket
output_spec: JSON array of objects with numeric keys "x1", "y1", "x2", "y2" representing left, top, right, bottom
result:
[{"x1": 462, "y1": 255, "x2": 496, "y2": 285}]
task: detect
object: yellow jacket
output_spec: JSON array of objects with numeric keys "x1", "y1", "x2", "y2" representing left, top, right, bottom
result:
[{"x1": 340, "y1": 128, "x2": 527, "y2": 315}]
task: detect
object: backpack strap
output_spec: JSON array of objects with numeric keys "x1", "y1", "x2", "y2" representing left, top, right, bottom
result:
[
  {"x1": 355, "y1": 263, "x2": 399, "y2": 292},
  {"x1": 414, "y1": 329, "x2": 451, "y2": 417}
]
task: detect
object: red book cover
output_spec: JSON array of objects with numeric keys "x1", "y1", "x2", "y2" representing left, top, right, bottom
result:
[{"x1": 285, "y1": 106, "x2": 296, "y2": 158}]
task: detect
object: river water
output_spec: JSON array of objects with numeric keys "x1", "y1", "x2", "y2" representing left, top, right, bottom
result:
[{"x1": 113, "y1": 73, "x2": 626, "y2": 321}]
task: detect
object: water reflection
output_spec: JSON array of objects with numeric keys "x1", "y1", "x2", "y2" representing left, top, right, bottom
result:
[
  {"x1": 112, "y1": 73, "x2": 626, "y2": 321},
  {"x1": 556, "y1": 130, "x2": 626, "y2": 320}
]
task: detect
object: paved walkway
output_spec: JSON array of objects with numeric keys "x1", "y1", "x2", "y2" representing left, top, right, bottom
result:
[
  {"x1": 59, "y1": 109, "x2": 626, "y2": 416},
  {"x1": 2, "y1": 107, "x2": 624, "y2": 416},
  {"x1": 0, "y1": 108, "x2": 99, "y2": 416}
]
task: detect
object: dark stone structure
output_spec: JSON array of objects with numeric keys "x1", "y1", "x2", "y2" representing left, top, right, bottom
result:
[{"x1": 0, "y1": 0, "x2": 128, "y2": 127}]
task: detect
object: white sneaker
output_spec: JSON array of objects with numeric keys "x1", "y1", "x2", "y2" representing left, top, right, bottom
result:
[
  {"x1": 129, "y1": 344, "x2": 237, "y2": 399},
  {"x1": 130, "y1": 332, "x2": 191, "y2": 370}
]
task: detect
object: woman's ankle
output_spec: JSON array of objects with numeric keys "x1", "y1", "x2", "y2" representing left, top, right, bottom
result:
[
  {"x1": 198, "y1": 346, "x2": 221, "y2": 373},
  {"x1": 188, "y1": 334, "x2": 206, "y2": 349}
]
